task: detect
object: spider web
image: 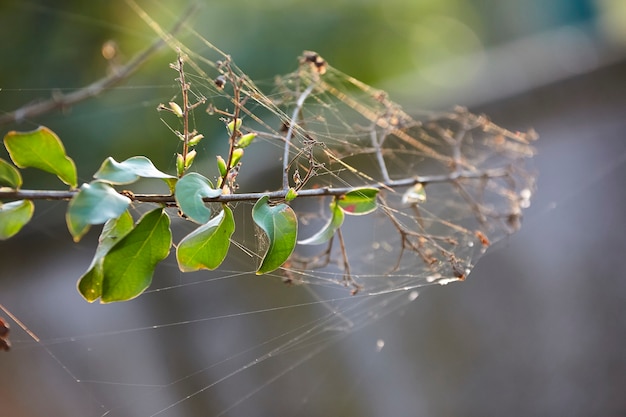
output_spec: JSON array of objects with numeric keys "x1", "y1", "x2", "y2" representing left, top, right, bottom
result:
[
  {"x1": 162, "y1": 30, "x2": 536, "y2": 295},
  {"x1": 0, "y1": 6, "x2": 537, "y2": 417}
]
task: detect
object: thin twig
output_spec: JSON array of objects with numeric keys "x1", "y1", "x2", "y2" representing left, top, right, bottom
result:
[
  {"x1": 221, "y1": 65, "x2": 243, "y2": 192},
  {"x1": 335, "y1": 228, "x2": 361, "y2": 294},
  {"x1": 0, "y1": 5, "x2": 197, "y2": 126},
  {"x1": 371, "y1": 128, "x2": 391, "y2": 183},
  {"x1": 177, "y1": 54, "x2": 190, "y2": 174},
  {"x1": 0, "y1": 167, "x2": 511, "y2": 203},
  {"x1": 282, "y1": 82, "x2": 317, "y2": 190}
]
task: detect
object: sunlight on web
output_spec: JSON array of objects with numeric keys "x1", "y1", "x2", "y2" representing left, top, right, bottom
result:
[
  {"x1": 163, "y1": 32, "x2": 537, "y2": 297},
  {"x1": 0, "y1": 4, "x2": 537, "y2": 417},
  {"x1": 272, "y1": 53, "x2": 537, "y2": 294}
]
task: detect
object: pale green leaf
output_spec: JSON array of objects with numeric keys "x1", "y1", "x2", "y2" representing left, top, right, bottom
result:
[
  {"x1": 0, "y1": 200, "x2": 34, "y2": 240},
  {"x1": 298, "y1": 200, "x2": 344, "y2": 245},
  {"x1": 402, "y1": 183, "x2": 427, "y2": 204},
  {"x1": 176, "y1": 205, "x2": 235, "y2": 272},
  {"x1": 252, "y1": 195, "x2": 297, "y2": 274},
  {"x1": 77, "y1": 211, "x2": 134, "y2": 302},
  {"x1": 175, "y1": 172, "x2": 222, "y2": 224},
  {"x1": 0, "y1": 158, "x2": 22, "y2": 189},
  {"x1": 285, "y1": 187, "x2": 298, "y2": 202},
  {"x1": 94, "y1": 156, "x2": 175, "y2": 185},
  {"x1": 66, "y1": 181, "x2": 131, "y2": 242},
  {"x1": 337, "y1": 187, "x2": 379, "y2": 215},
  {"x1": 100, "y1": 208, "x2": 172, "y2": 303},
  {"x1": 3, "y1": 126, "x2": 77, "y2": 187}
]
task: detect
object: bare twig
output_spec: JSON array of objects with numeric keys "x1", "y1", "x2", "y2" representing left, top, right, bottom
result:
[
  {"x1": 0, "y1": 5, "x2": 197, "y2": 126},
  {"x1": 282, "y1": 82, "x2": 317, "y2": 189},
  {"x1": 335, "y1": 228, "x2": 361, "y2": 294},
  {"x1": 0, "y1": 167, "x2": 511, "y2": 203},
  {"x1": 221, "y1": 62, "x2": 244, "y2": 193}
]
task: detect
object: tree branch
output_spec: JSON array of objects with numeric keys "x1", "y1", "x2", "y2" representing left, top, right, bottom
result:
[
  {"x1": 0, "y1": 4, "x2": 198, "y2": 126},
  {"x1": 0, "y1": 168, "x2": 510, "y2": 203}
]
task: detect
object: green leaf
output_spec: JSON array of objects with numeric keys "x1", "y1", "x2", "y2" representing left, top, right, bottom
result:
[
  {"x1": 66, "y1": 181, "x2": 131, "y2": 242},
  {"x1": 0, "y1": 158, "x2": 22, "y2": 188},
  {"x1": 0, "y1": 200, "x2": 34, "y2": 240},
  {"x1": 77, "y1": 211, "x2": 134, "y2": 302},
  {"x1": 94, "y1": 156, "x2": 175, "y2": 185},
  {"x1": 285, "y1": 187, "x2": 298, "y2": 202},
  {"x1": 252, "y1": 195, "x2": 297, "y2": 274},
  {"x1": 100, "y1": 208, "x2": 172, "y2": 303},
  {"x1": 175, "y1": 172, "x2": 222, "y2": 224},
  {"x1": 176, "y1": 205, "x2": 235, "y2": 272},
  {"x1": 298, "y1": 200, "x2": 344, "y2": 245},
  {"x1": 336, "y1": 187, "x2": 379, "y2": 215},
  {"x1": 3, "y1": 126, "x2": 77, "y2": 187}
]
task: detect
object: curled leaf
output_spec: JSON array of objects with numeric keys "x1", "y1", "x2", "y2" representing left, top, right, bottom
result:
[
  {"x1": 252, "y1": 195, "x2": 298, "y2": 274},
  {"x1": 94, "y1": 156, "x2": 175, "y2": 185},
  {"x1": 175, "y1": 172, "x2": 222, "y2": 224},
  {"x1": 0, "y1": 200, "x2": 34, "y2": 240},
  {"x1": 298, "y1": 200, "x2": 344, "y2": 245},
  {"x1": 0, "y1": 159, "x2": 22, "y2": 189}
]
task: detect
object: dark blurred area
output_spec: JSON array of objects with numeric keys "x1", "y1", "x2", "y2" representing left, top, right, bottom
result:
[{"x1": 2, "y1": 1, "x2": 626, "y2": 416}]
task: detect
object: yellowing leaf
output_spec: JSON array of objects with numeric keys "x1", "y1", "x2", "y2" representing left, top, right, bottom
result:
[
  {"x1": 0, "y1": 159, "x2": 22, "y2": 189},
  {"x1": 3, "y1": 126, "x2": 77, "y2": 187},
  {"x1": 0, "y1": 200, "x2": 34, "y2": 240}
]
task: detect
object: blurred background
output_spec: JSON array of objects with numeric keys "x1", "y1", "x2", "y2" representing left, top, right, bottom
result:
[{"x1": 1, "y1": 0, "x2": 626, "y2": 416}]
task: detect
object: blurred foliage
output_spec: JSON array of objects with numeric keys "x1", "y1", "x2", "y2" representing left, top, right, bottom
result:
[{"x1": 0, "y1": 0, "x2": 596, "y2": 192}]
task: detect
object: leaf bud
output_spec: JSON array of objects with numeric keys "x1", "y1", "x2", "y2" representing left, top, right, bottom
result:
[
  {"x1": 176, "y1": 153, "x2": 185, "y2": 176},
  {"x1": 169, "y1": 101, "x2": 183, "y2": 118},
  {"x1": 188, "y1": 134, "x2": 204, "y2": 146},
  {"x1": 226, "y1": 118, "x2": 242, "y2": 135},
  {"x1": 216, "y1": 155, "x2": 227, "y2": 177},
  {"x1": 285, "y1": 187, "x2": 298, "y2": 202},
  {"x1": 185, "y1": 150, "x2": 196, "y2": 168},
  {"x1": 237, "y1": 132, "x2": 256, "y2": 148},
  {"x1": 231, "y1": 148, "x2": 244, "y2": 166}
]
